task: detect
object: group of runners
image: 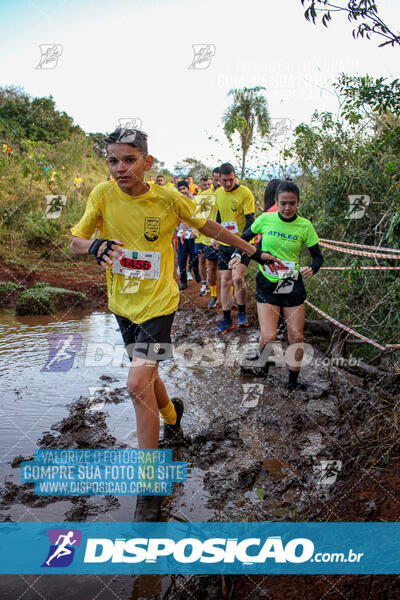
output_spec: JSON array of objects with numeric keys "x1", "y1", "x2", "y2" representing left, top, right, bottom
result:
[{"x1": 70, "y1": 126, "x2": 324, "y2": 457}]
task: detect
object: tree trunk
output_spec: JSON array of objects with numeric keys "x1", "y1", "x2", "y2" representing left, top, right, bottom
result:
[{"x1": 241, "y1": 146, "x2": 246, "y2": 179}]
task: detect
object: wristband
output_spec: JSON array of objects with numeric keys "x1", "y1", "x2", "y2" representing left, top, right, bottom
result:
[
  {"x1": 88, "y1": 238, "x2": 115, "y2": 265},
  {"x1": 250, "y1": 247, "x2": 274, "y2": 265}
]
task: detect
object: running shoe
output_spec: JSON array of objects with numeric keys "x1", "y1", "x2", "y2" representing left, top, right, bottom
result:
[
  {"x1": 237, "y1": 312, "x2": 249, "y2": 327},
  {"x1": 199, "y1": 284, "x2": 208, "y2": 296},
  {"x1": 162, "y1": 398, "x2": 184, "y2": 444},
  {"x1": 187, "y1": 271, "x2": 193, "y2": 281},
  {"x1": 240, "y1": 348, "x2": 273, "y2": 376},
  {"x1": 288, "y1": 380, "x2": 298, "y2": 392},
  {"x1": 217, "y1": 317, "x2": 234, "y2": 334},
  {"x1": 241, "y1": 362, "x2": 272, "y2": 377},
  {"x1": 207, "y1": 296, "x2": 218, "y2": 308}
]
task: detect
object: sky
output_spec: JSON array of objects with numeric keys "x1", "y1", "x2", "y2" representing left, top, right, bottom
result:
[{"x1": 0, "y1": 0, "x2": 399, "y2": 173}]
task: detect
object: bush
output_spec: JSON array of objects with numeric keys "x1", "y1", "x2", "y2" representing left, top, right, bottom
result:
[
  {"x1": 24, "y1": 215, "x2": 62, "y2": 246},
  {"x1": 15, "y1": 282, "x2": 86, "y2": 315}
]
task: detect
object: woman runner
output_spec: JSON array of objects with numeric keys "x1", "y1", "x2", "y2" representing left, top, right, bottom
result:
[{"x1": 237, "y1": 180, "x2": 324, "y2": 390}]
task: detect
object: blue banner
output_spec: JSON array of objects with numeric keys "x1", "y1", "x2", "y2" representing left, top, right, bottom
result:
[{"x1": 0, "y1": 522, "x2": 399, "y2": 574}]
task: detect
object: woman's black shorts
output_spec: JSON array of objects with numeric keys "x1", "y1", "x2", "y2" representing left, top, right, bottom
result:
[{"x1": 255, "y1": 271, "x2": 306, "y2": 307}]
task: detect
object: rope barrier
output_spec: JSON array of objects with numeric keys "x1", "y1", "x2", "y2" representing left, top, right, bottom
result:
[
  {"x1": 305, "y1": 301, "x2": 400, "y2": 351},
  {"x1": 319, "y1": 242, "x2": 400, "y2": 260},
  {"x1": 319, "y1": 238, "x2": 400, "y2": 254},
  {"x1": 321, "y1": 266, "x2": 400, "y2": 271}
]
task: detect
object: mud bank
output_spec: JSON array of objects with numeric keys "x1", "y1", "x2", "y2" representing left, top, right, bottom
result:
[
  {"x1": 0, "y1": 279, "x2": 399, "y2": 598},
  {"x1": 0, "y1": 385, "x2": 127, "y2": 520}
]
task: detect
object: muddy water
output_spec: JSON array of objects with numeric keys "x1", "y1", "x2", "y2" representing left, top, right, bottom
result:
[
  {"x1": 0, "y1": 308, "x2": 224, "y2": 523},
  {"x1": 0, "y1": 305, "x2": 355, "y2": 599}
]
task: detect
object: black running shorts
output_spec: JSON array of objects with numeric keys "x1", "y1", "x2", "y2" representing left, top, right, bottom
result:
[
  {"x1": 218, "y1": 245, "x2": 250, "y2": 270},
  {"x1": 255, "y1": 271, "x2": 306, "y2": 307},
  {"x1": 114, "y1": 312, "x2": 175, "y2": 361},
  {"x1": 203, "y1": 245, "x2": 218, "y2": 261}
]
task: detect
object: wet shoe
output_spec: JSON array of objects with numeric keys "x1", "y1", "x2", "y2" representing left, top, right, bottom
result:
[
  {"x1": 237, "y1": 312, "x2": 249, "y2": 327},
  {"x1": 240, "y1": 362, "x2": 273, "y2": 377},
  {"x1": 162, "y1": 398, "x2": 184, "y2": 444},
  {"x1": 187, "y1": 272, "x2": 193, "y2": 281},
  {"x1": 207, "y1": 296, "x2": 218, "y2": 308},
  {"x1": 134, "y1": 495, "x2": 162, "y2": 522},
  {"x1": 179, "y1": 282, "x2": 187, "y2": 290},
  {"x1": 288, "y1": 381, "x2": 298, "y2": 391},
  {"x1": 199, "y1": 284, "x2": 208, "y2": 296},
  {"x1": 217, "y1": 317, "x2": 234, "y2": 334},
  {"x1": 240, "y1": 349, "x2": 273, "y2": 376}
]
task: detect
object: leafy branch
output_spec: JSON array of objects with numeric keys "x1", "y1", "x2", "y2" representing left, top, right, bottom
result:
[{"x1": 301, "y1": 0, "x2": 400, "y2": 48}]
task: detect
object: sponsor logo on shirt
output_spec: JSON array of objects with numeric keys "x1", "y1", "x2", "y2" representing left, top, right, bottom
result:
[
  {"x1": 266, "y1": 231, "x2": 298, "y2": 240},
  {"x1": 144, "y1": 217, "x2": 160, "y2": 242}
]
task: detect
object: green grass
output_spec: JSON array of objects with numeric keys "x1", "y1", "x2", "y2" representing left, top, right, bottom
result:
[{"x1": 15, "y1": 282, "x2": 86, "y2": 315}]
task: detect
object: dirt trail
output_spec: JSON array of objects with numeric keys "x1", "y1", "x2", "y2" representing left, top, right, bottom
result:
[{"x1": 1, "y1": 262, "x2": 399, "y2": 598}]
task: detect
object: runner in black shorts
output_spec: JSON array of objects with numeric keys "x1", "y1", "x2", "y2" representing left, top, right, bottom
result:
[
  {"x1": 114, "y1": 312, "x2": 175, "y2": 361},
  {"x1": 71, "y1": 127, "x2": 284, "y2": 450},
  {"x1": 235, "y1": 180, "x2": 323, "y2": 390}
]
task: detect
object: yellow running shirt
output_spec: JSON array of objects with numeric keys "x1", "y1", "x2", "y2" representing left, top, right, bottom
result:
[
  {"x1": 215, "y1": 184, "x2": 255, "y2": 246},
  {"x1": 194, "y1": 189, "x2": 218, "y2": 245},
  {"x1": 71, "y1": 181, "x2": 207, "y2": 323}
]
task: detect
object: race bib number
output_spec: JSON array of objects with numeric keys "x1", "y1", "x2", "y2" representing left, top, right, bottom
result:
[
  {"x1": 112, "y1": 249, "x2": 161, "y2": 279},
  {"x1": 222, "y1": 221, "x2": 239, "y2": 233},
  {"x1": 264, "y1": 260, "x2": 295, "y2": 279},
  {"x1": 177, "y1": 227, "x2": 193, "y2": 239}
]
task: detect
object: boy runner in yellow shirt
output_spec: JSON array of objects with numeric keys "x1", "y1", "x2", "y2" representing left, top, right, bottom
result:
[{"x1": 70, "y1": 127, "x2": 283, "y2": 452}]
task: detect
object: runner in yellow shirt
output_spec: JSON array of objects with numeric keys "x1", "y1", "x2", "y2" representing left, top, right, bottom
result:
[
  {"x1": 194, "y1": 174, "x2": 219, "y2": 307},
  {"x1": 70, "y1": 127, "x2": 283, "y2": 455},
  {"x1": 73, "y1": 173, "x2": 83, "y2": 189},
  {"x1": 213, "y1": 162, "x2": 255, "y2": 333},
  {"x1": 212, "y1": 166, "x2": 221, "y2": 192}
]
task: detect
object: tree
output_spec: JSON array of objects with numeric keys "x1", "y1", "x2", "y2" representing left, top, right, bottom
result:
[
  {"x1": 174, "y1": 157, "x2": 210, "y2": 180},
  {"x1": 88, "y1": 132, "x2": 107, "y2": 157},
  {"x1": 301, "y1": 0, "x2": 400, "y2": 48},
  {"x1": 334, "y1": 74, "x2": 400, "y2": 122},
  {"x1": 222, "y1": 86, "x2": 270, "y2": 179},
  {"x1": 0, "y1": 87, "x2": 83, "y2": 143}
]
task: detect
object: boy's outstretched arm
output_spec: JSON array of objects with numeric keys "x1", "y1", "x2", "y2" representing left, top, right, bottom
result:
[{"x1": 198, "y1": 220, "x2": 285, "y2": 272}]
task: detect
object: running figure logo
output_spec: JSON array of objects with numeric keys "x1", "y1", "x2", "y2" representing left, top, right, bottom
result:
[
  {"x1": 35, "y1": 44, "x2": 63, "y2": 69},
  {"x1": 269, "y1": 118, "x2": 292, "y2": 144},
  {"x1": 273, "y1": 271, "x2": 299, "y2": 295},
  {"x1": 242, "y1": 384, "x2": 264, "y2": 408},
  {"x1": 188, "y1": 44, "x2": 216, "y2": 69},
  {"x1": 348, "y1": 195, "x2": 370, "y2": 220},
  {"x1": 42, "y1": 529, "x2": 82, "y2": 567},
  {"x1": 117, "y1": 118, "x2": 143, "y2": 130},
  {"x1": 41, "y1": 333, "x2": 82, "y2": 372}
]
